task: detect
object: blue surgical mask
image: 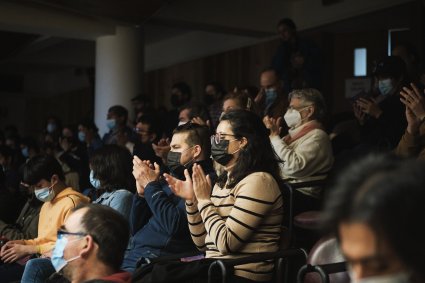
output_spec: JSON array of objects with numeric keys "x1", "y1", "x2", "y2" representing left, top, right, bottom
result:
[
  {"x1": 78, "y1": 131, "x2": 86, "y2": 142},
  {"x1": 47, "y1": 123, "x2": 57, "y2": 133},
  {"x1": 265, "y1": 89, "x2": 278, "y2": 109},
  {"x1": 21, "y1": 147, "x2": 29, "y2": 158},
  {"x1": 378, "y1": 79, "x2": 394, "y2": 96},
  {"x1": 51, "y1": 236, "x2": 82, "y2": 272},
  {"x1": 106, "y1": 119, "x2": 116, "y2": 130},
  {"x1": 34, "y1": 184, "x2": 55, "y2": 202},
  {"x1": 89, "y1": 170, "x2": 101, "y2": 189}
]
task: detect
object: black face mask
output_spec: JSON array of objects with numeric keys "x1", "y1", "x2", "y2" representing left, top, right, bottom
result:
[
  {"x1": 211, "y1": 140, "x2": 234, "y2": 166},
  {"x1": 166, "y1": 151, "x2": 194, "y2": 178}
]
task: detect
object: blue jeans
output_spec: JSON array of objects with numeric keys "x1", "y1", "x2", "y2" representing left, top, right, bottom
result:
[{"x1": 21, "y1": 258, "x2": 55, "y2": 283}]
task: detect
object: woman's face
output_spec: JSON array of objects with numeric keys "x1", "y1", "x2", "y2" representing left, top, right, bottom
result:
[{"x1": 215, "y1": 120, "x2": 242, "y2": 169}]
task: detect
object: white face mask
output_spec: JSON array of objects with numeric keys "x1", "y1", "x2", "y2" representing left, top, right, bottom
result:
[{"x1": 284, "y1": 108, "x2": 302, "y2": 128}]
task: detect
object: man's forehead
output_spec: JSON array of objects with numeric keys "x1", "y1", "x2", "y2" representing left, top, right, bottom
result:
[{"x1": 171, "y1": 132, "x2": 189, "y2": 144}]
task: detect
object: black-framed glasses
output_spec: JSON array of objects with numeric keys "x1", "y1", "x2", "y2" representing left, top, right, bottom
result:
[
  {"x1": 57, "y1": 229, "x2": 86, "y2": 239},
  {"x1": 211, "y1": 133, "x2": 237, "y2": 144}
]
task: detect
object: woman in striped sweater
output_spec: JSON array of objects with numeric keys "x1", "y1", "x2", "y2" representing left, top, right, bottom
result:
[{"x1": 165, "y1": 110, "x2": 283, "y2": 283}]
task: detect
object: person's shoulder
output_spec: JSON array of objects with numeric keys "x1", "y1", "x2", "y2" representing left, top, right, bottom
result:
[{"x1": 240, "y1": 172, "x2": 279, "y2": 187}]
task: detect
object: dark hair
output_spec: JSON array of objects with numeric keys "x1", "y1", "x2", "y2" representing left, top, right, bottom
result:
[
  {"x1": 0, "y1": 145, "x2": 14, "y2": 160},
  {"x1": 23, "y1": 155, "x2": 65, "y2": 185},
  {"x1": 89, "y1": 145, "x2": 134, "y2": 192},
  {"x1": 73, "y1": 204, "x2": 129, "y2": 271},
  {"x1": 108, "y1": 105, "x2": 128, "y2": 121},
  {"x1": 172, "y1": 82, "x2": 192, "y2": 100},
  {"x1": 136, "y1": 115, "x2": 161, "y2": 139},
  {"x1": 321, "y1": 154, "x2": 425, "y2": 283},
  {"x1": 180, "y1": 104, "x2": 211, "y2": 124},
  {"x1": 373, "y1": 56, "x2": 407, "y2": 81},
  {"x1": 205, "y1": 81, "x2": 226, "y2": 99},
  {"x1": 218, "y1": 110, "x2": 282, "y2": 188},
  {"x1": 173, "y1": 123, "x2": 211, "y2": 158},
  {"x1": 79, "y1": 119, "x2": 99, "y2": 133},
  {"x1": 223, "y1": 91, "x2": 256, "y2": 113},
  {"x1": 277, "y1": 18, "x2": 297, "y2": 31}
]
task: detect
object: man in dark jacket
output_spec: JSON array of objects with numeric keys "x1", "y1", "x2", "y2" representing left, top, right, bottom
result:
[
  {"x1": 0, "y1": 193, "x2": 42, "y2": 241},
  {"x1": 123, "y1": 123, "x2": 216, "y2": 272}
]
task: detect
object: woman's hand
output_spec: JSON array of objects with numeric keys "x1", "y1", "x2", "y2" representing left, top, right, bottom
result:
[
  {"x1": 192, "y1": 164, "x2": 212, "y2": 201},
  {"x1": 164, "y1": 169, "x2": 195, "y2": 201},
  {"x1": 132, "y1": 156, "x2": 160, "y2": 188}
]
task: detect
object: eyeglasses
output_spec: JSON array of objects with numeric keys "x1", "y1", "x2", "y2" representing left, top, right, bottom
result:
[
  {"x1": 287, "y1": 104, "x2": 313, "y2": 111},
  {"x1": 211, "y1": 133, "x2": 237, "y2": 144},
  {"x1": 57, "y1": 229, "x2": 86, "y2": 239}
]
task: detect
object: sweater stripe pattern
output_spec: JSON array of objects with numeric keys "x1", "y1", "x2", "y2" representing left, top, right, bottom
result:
[{"x1": 186, "y1": 172, "x2": 283, "y2": 281}]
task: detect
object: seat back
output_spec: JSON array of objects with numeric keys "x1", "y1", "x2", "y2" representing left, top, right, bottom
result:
[{"x1": 302, "y1": 237, "x2": 349, "y2": 283}]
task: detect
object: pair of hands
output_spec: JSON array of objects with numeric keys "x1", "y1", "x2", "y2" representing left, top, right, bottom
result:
[
  {"x1": 353, "y1": 97, "x2": 383, "y2": 124},
  {"x1": 263, "y1": 115, "x2": 282, "y2": 137},
  {"x1": 0, "y1": 240, "x2": 33, "y2": 263},
  {"x1": 400, "y1": 83, "x2": 425, "y2": 134},
  {"x1": 164, "y1": 164, "x2": 212, "y2": 203},
  {"x1": 132, "y1": 156, "x2": 161, "y2": 197}
]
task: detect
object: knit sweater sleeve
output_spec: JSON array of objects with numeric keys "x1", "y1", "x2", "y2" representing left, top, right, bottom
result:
[
  {"x1": 270, "y1": 131, "x2": 332, "y2": 178},
  {"x1": 186, "y1": 200, "x2": 207, "y2": 251},
  {"x1": 196, "y1": 173, "x2": 280, "y2": 255}
]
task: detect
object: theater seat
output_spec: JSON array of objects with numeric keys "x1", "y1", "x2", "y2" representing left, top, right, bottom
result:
[{"x1": 297, "y1": 237, "x2": 349, "y2": 283}]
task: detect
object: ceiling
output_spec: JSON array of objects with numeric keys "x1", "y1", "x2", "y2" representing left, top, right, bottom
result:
[{"x1": 0, "y1": 0, "x2": 413, "y2": 74}]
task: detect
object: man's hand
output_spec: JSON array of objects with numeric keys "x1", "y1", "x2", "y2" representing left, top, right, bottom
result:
[
  {"x1": 164, "y1": 169, "x2": 195, "y2": 201},
  {"x1": 132, "y1": 156, "x2": 160, "y2": 188}
]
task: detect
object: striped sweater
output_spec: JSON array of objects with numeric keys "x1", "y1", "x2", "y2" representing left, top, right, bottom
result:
[{"x1": 186, "y1": 172, "x2": 283, "y2": 282}]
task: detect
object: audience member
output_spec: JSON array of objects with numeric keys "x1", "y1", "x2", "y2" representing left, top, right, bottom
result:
[
  {"x1": 222, "y1": 91, "x2": 257, "y2": 115},
  {"x1": 131, "y1": 94, "x2": 154, "y2": 125},
  {"x1": 165, "y1": 110, "x2": 283, "y2": 282},
  {"x1": 122, "y1": 123, "x2": 215, "y2": 272},
  {"x1": 0, "y1": 155, "x2": 89, "y2": 282},
  {"x1": 165, "y1": 82, "x2": 192, "y2": 137},
  {"x1": 133, "y1": 115, "x2": 163, "y2": 165},
  {"x1": 102, "y1": 105, "x2": 135, "y2": 145},
  {"x1": 272, "y1": 18, "x2": 322, "y2": 92},
  {"x1": 264, "y1": 88, "x2": 333, "y2": 212},
  {"x1": 0, "y1": 184, "x2": 42, "y2": 241},
  {"x1": 204, "y1": 81, "x2": 226, "y2": 128},
  {"x1": 353, "y1": 56, "x2": 407, "y2": 150},
  {"x1": 255, "y1": 68, "x2": 288, "y2": 118},
  {"x1": 178, "y1": 104, "x2": 211, "y2": 128},
  {"x1": 21, "y1": 145, "x2": 134, "y2": 283},
  {"x1": 20, "y1": 137, "x2": 40, "y2": 160},
  {"x1": 77, "y1": 119, "x2": 103, "y2": 158},
  {"x1": 50, "y1": 204, "x2": 131, "y2": 283},
  {"x1": 321, "y1": 154, "x2": 425, "y2": 283},
  {"x1": 392, "y1": 42, "x2": 421, "y2": 84}
]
